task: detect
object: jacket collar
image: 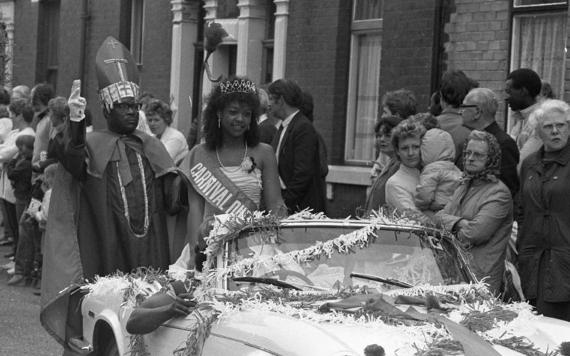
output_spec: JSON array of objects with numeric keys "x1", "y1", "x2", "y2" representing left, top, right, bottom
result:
[
  {"x1": 541, "y1": 140, "x2": 570, "y2": 166},
  {"x1": 86, "y1": 129, "x2": 175, "y2": 179},
  {"x1": 527, "y1": 141, "x2": 570, "y2": 174}
]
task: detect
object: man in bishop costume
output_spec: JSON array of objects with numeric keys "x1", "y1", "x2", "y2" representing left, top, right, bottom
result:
[{"x1": 40, "y1": 37, "x2": 185, "y2": 350}]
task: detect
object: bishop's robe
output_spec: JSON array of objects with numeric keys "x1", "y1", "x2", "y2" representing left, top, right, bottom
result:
[{"x1": 40, "y1": 119, "x2": 184, "y2": 346}]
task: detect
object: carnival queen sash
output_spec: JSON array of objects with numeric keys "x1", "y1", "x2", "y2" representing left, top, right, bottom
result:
[{"x1": 182, "y1": 145, "x2": 257, "y2": 216}]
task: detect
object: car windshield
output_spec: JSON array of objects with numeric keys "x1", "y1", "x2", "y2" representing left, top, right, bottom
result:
[{"x1": 225, "y1": 223, "x2": 471, "y2": 292}]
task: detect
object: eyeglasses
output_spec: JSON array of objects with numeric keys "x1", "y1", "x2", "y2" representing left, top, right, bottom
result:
[
  {"x1": 458, "y1": 104, "x2": 478, "y2": 115},
  {"x1": 114, "y1": 102, "x2": 142, "y2": 112},
  {"x1": 464, "y1": 150, "x2": 488, "y2": 161},
  {"x1": 542, "y1": 122, "x2": 568, "y2": 133}
]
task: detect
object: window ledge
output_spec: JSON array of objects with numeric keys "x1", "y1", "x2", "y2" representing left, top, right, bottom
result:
[{"x1": 326, "y1": 165, "x2": 371, "y2": 186}]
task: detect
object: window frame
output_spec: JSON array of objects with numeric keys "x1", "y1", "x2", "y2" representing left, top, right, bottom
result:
[
  {"x1": 506, "y1": 0, "x2": 568, "y2": 131},
  {"x1": 344, "y1": 1, "x2": 383, "y2": 165},
  {"x1": 130, "y1": 0, "x2": 145, "y2": 66},
  {"x1": 512, "y1": 0, "x2": 567, "y2": 10},
  {"x1": 261, "y1": 39, "x2": 274, "y2": 85}
]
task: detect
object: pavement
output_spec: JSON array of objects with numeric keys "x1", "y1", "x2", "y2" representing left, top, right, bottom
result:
[{"x1": 0, "y1": 242, "x2": 63, "y2": 355}]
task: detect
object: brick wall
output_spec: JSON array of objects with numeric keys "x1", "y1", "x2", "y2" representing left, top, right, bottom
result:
[
  {"x1": 285, "y1": 0, "x2": 353, "y2": 217},
  {"x1": 12, "y1": 0, "x2": 38, "y2": 88},
  {"x1": 382, "y1": 0, "x2": 437, "y2": 112},
  {"x1": 285, "y1": 0, "x2": 438, "y2": 218},
  {"x1": 13, "y1": 0, "x2": 173, "y2": 129},
  {"x1": 138, "y1": 1, "x2": 172, "y2": 105},
  {"x1": 285, "y1": 0, "x2": 351, "y2": 165},
  {"x1": 443, "y1": 0, "x2": 510, "y2": 126},
  {"x1": 57, "y1": 0, "x2": 85, "y2": 95}
]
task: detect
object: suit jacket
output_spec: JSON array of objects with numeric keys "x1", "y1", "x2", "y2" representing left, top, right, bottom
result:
[
  {"x1": 258, "y1": 116, "x2": 279, "y2": 145},
  {"x1": 272, "y1": 112, "x2": 326, "y2": 213},
  {"x1": 485, "y1": 121, "x2": 520, "y2": 197}
]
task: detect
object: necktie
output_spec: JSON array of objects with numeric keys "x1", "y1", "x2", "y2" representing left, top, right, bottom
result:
[{"x1": 272, "y1": 124, "x2": 284, "y2": 153}]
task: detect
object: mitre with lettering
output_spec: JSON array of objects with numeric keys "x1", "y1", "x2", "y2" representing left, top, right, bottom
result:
[{"x1": 95, "y1": 36, "x2": 140, "y2": 110}]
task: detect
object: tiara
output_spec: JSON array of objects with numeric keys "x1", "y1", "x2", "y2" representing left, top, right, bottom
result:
[{"x1": 220, "y1": 79, "x2": 257, "y2": 95}]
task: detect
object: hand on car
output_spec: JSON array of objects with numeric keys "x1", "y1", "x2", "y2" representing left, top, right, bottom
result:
[
  {"x1": 167, "y1": 292, "x2": 196, "y2": 318},
  {"x1": 456, "y1": 219, "x2": 469, "y2": 231}
]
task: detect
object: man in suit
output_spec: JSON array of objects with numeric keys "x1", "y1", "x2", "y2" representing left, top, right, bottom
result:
[
  {"x1": 268, "y1": 79, "x2": 325, "y2": 214},
  {"x1": 461, "y1": 87, "x2": 520, "y2": 197},
  {"x1": 257, "y1": 88, "x2": 279, "y2": 144}
]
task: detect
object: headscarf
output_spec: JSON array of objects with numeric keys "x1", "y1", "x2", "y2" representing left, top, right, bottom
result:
[{"x1": 462, "y1": 130, "x2": 501, "y2": 183}]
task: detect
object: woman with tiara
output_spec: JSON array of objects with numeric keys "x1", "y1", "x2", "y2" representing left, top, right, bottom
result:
[{"x1": 177, "y1": 76, "x2": 286, "y2": 268}]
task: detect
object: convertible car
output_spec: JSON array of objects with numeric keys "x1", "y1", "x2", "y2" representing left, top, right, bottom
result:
[{"x1": 62, "y1": 214, "x2": 570, "y2": 356}]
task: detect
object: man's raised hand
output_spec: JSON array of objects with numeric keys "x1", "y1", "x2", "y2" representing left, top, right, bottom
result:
[{"x1": 68, "y1": 79, "x2": 86, "y2": 122}]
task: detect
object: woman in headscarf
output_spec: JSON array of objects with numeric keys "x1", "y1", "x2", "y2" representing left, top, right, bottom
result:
[
  {"x1": 435, "y1": 130, "x2": 513, "y2": 295},
  {"x1": 518, "y1": 99, "x2": 570, "y2": 321}
]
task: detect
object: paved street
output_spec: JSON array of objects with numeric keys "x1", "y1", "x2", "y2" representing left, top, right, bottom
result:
[{"x1": 0, "y1": 244, "x2": 62, "y2": 355}]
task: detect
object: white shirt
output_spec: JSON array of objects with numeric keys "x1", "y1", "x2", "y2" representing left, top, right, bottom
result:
[
  {"x1": 275, "y1": 110, "x2": 299, "y2": 162},
  {"x1": 275, "y1": 110, "x2": 299, "y2": 189},
  {"x1": 385, "y1": 164, "x2": 420, "y2": 211},
  {"x1": 0, "y1": 127, "x2": 36, "y2": 202},
  {"x1": 157, "y1": 125, "x2": 189, "y2": 165}
]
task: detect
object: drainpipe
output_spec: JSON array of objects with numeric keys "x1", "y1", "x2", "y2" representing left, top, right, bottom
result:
[
  {"x1": 430, "y1": 0, "x2": 445, "y2": 95},
  {"x1": 79, "y1": 0, "x2": 90, "y2": 94}
]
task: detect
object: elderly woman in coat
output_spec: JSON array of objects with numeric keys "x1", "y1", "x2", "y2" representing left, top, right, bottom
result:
[
  {"x1": 518, "y1": 99, "x2": 570, "y2": 321},
  {"x1": 435, "y1": 130, "x2": 513, "y2": 295}
]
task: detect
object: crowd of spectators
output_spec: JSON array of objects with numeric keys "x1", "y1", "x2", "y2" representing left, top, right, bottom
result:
[
  {"x1": 364, "y1": 68, "x2": 570, "y2": 321},
  {"x1": 1, "y1": 66, "x2": 569, "y2": 324}
]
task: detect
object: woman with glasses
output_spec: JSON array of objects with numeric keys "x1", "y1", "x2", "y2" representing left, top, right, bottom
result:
[
  {"x1": 518, "y1": 99, "x2": 570, "y2": 321},
  {"x1": 435, "y1": 130, "x2": 513, "y2": 295}
]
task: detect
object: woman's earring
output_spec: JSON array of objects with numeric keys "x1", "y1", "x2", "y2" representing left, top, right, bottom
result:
[{"x1": 218, "y1": 116, "x2": 221, "y2": 128}]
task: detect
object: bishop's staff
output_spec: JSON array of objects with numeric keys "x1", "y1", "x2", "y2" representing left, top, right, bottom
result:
[{"x1": 195, "y1": 22, "x2": 228, "y2": 144}]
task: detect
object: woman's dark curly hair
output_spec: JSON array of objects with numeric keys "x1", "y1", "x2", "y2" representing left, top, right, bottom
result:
[
  {"x1": 374, "y1": 115, "x2": 402, "y2": 136},
  {"x1": 203, "y1": 76, "x2": 260, "y2": 150}
]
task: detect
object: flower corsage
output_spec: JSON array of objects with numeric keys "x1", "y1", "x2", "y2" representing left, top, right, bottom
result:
[{"x1": 241, "y1": 156, "x2": 256, "y2": 174}]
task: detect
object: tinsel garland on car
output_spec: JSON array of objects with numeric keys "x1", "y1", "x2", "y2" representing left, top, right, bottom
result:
[
  {"x1": 201, "y1": 209, "x2": 471, "y2": 290},
  {"x1": 80, "y1": 211, "x2": 565, "y2": 356},
  {"x1": 82, "y1": 272, "x2": 556, "y2": 356}
]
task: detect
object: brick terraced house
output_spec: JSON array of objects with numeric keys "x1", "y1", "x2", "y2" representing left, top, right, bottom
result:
[{"x1": 1, "y1": 0, "x2": 569, "y2": 217}]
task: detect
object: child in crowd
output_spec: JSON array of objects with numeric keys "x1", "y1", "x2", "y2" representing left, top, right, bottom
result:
[
  {"x1": 370, "y1": 115, "x2": 401, "y2": 183},
  {"x1": 414, "y1": 127, "x2": 462, "y2": 215},
  {"x1": 6, "y1": 135, "x2": 35, "y2": 285},
  {"x1": 17, "y1": 163, "x2": 56, "y2": 292},
  {"x1": 34, "y1": 163, "x2": 56, "y2": 230},
  {"x1": 7, "y1": 135, "x2": 34, "y2": 215}
]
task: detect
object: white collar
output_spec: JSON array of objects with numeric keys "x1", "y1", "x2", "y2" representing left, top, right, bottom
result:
[
  {"x1": 519, "y1": 102, "x2": 539, "y2": 120},
  {"x1": 281, "y1": 110, "x2": 299, "y2": 128}
]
